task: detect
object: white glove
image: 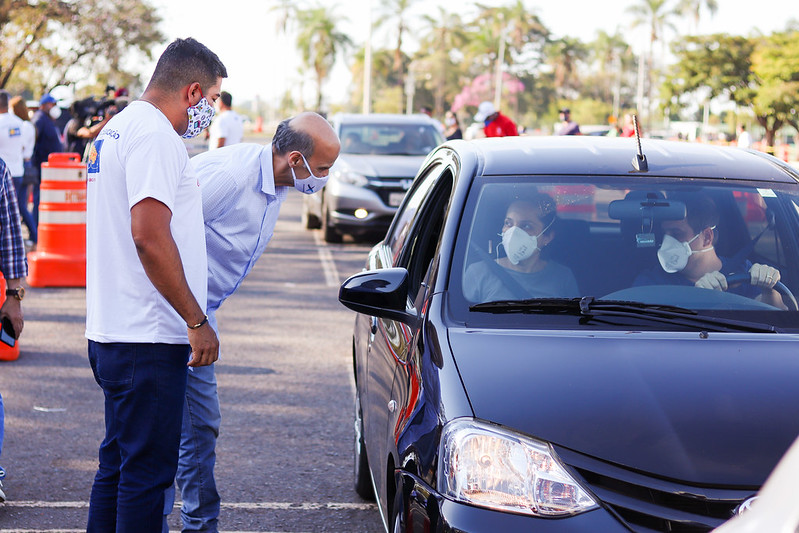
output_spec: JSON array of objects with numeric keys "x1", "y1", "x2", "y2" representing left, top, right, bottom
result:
[
  {"x1": 750, "y1": 263, "x2": 780, "y2": 289},
  {"x1": 695, "y1": 271, "x2": 728, "y2": 291}
]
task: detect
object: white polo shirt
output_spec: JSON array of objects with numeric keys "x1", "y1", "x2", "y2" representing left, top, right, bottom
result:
[
  {"x1": 0, "y1": 112, "x2": 25, "y2": 177},
  {"x1": 207, "y1": 110, "x2": 243, "y2": 150},
  {"x1": 85, "y1": 101, "x2": 207, "y2": 344}
]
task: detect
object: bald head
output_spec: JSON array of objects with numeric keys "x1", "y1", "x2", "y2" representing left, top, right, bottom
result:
[{"x1": 272, "y1": 112, "x2": 341, "y2": 187}]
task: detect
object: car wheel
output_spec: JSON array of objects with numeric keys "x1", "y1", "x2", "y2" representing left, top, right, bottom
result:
[
  {"x1": 323, "y1": 200, "x2": 343, "y2": 243},
  {"x1": 354, "y1": 392, "x2": 374, "y2": 500},
  {"x1": 302, "y1": 198, "x2": 321, "y2": 229},
  {"x1": 390, "y1": 477, "x2": 406, "y2": 533}
]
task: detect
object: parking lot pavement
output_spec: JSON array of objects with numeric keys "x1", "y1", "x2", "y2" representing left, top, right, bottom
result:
[{"x1": 0, "y1": 194, "x2": 382, "y2": 532}]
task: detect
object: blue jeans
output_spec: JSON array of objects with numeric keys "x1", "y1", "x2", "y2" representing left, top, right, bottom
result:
[
  {"x1": 87, "y1": 341, "x2": 190, "y2": 533},
  {"x1": 163, "y1": 362, "x2": 221, "y2": 532},
  {"x1": 11, "y1": 175, "x2": 36, "y2": 243}
]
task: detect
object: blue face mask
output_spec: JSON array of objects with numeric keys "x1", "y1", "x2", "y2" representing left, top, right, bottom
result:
[{"x1": 290, "y1": 154, "x2": 329, "y2": 194}]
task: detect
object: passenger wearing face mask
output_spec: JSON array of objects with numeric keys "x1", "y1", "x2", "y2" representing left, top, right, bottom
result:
[
  {"x1": 464, "y1": 193, "x2": 579, "y2": 303},
  {"x1": 162, "y1": 112, "x2": 340, "y2": 532},
  {"x1": 633, "y1": 193, "x2": 785, "y2": 309},
  {"x1": 85, "y1": 37, "x2": 227, "y2": 532}
]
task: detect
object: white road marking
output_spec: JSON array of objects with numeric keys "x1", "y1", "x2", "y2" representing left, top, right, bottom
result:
[
  {"x1": 314, "y1": 231, "x2": 341, "y2": 287},
  {"x1": 2, "y1": 500, "x2": 375, "y2": 511}
]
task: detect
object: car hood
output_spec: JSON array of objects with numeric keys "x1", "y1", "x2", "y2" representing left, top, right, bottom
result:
[
  {"x1": 448, "y1": 328, "x2": 799, "y2": 486},
  {"x1": 335, "y1": 154, "x2": 427, "y2": 178}
]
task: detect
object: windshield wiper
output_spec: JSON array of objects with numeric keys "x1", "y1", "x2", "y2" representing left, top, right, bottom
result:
[{"x1": 469, "y1": 296, "x2": 778, "y2": 333}]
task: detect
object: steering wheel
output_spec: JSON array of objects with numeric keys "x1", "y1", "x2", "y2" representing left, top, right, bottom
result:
[{"x1": 726, "y1": 272, "x2": 799, "y2": 311}]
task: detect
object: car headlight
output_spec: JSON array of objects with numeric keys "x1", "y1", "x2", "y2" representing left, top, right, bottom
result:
[
  {"x1": 438, "y1": 419, "x2": 598, "y2": 517},
  {"x1": 336, "y1": 169, "x2": 368, "y2": 187}
]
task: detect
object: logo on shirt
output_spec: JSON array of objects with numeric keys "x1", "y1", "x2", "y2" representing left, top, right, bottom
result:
[
  {"x1": 87, "y1": 140, "x2": 102, "y2": 174},
  {"x1": 8, "y1": 127, "x2": 20, "y2": 137}
]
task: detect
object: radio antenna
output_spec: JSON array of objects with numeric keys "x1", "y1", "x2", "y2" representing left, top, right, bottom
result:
[{"x1": 631, "y1": 114, "x2": 648, "y2": 172}]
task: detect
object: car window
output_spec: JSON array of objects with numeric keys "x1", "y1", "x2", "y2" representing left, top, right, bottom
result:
[
  {"x1": 339, "y1": 124, "x2": 443, "y2": 156},
  {"x1": 448, "y1": 176, "x2": 799, "y2": 331},
  {"x1": 387, "y1": 163, "x2": 445, "y2": 262}
]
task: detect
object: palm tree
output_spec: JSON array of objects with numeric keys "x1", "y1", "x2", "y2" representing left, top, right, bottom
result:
[
  {"x1": 376, "y1": 0, "x2": 419, "y2": 111},
  {"x1": 295, "y1": 5, "x2": 353, "y2": 111},
  {"x1": 544, "y1": 37, "x2": 589, "y2": 101},
  {"x1": 677, "y1": 0, "x2": 718, "y2": 33},
  {"x1": 626, "y1": 0, "x2": 679, "y2": 126},
  {"x1": 417, "y1": 7, "x2": 467, "y2": 116}
]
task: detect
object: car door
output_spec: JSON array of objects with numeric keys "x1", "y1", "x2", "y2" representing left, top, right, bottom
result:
[{"x1": 364, "y1": 159, "x2": 452, "y2": 510}]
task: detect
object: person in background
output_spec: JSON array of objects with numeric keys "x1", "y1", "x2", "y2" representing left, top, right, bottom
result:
[
  {"x1": 737, "y1": 124, "x2": 752, "y2": 149},
  {"x1": 474, "y1": 101, "x2": 518, "y2": 137},
  {"x1": 207, "y1": 91, "x2": 243, "y2": 150},
  {"x1": 85, "y1": 37, "x2": 226, "y2": 532},
  {"x1": 31, "y1": 93, "x2": 63, "y2": 234},
  {"x1": 0, "y1": 157, "x2": 29, "y2": 502},
  {"x1": 0, "y1": 90, "x2": 25, "y2": 211},
  {"x1": 557, "y1": 108, "x2": 581, "y2": 135},
  {"x1": 164, "y1": 112, "x2": 340, "y2": 533},
  {"x1": 8, "y1": 96, "x2": 37, "y2": 246},
  {"x1": 420, "y1": 105, "x2": 445, "y2": 135},
  {"x1": 620, "y1": 113, "x2": 636, "y2": 137},
  {"x1": 444, "y1": 110, "x2": 462, "y2": 140}
]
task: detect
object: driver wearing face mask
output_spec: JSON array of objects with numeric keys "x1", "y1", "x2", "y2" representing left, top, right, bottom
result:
[
  {"x1": 633, "y1": 193, "x2": 786, "y2": 309},
  {"x1": 464, "y1": 193, "x2": 579, "y2": 303}
]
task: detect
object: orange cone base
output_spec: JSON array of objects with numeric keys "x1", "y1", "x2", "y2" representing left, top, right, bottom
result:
[
  {"x1": 27, "y1": 251, "x2": 86, "y2": 287},
  {"x1": 0, "y1": 340, "x2": 20, "y2": 361}
]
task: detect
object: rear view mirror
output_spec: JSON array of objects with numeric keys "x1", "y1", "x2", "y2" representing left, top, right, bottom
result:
[{"x1": 608, "y1": 196, "x2": 686, "y2": 221}]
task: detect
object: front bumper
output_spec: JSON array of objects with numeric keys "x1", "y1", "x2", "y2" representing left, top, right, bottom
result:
[
  {"x1": 326, "y1": 180, "x2": 405, "y2": 235},
  {"x1": 397, "y1": 471, "x2": 627, "y2": 532}
]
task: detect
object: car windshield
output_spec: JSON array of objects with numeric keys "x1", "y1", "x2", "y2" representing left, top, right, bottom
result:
[
  {"x1": 449, "y1": 176, "x2": 799, "y2": 330},
  {"x1": 339, "y1": 123, "x2": 443, "y2": 156}
]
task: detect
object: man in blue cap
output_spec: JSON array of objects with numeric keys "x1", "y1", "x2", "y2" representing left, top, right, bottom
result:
[{"x1": 30, "y1": 93, "x2": 63, "y2": 239}]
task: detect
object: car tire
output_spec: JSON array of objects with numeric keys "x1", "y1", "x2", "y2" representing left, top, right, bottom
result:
[
  {"x1": 390, "y1": 477, "x2": 406, "y2": 533},
  {"x1": 323, "y1": 201, "x2": 343, "y2": 243},
  {"x1": 302, "y1": 197, "x2": 322, "y2": 229},
  {"x1": 354, "y1": 392, "x2": 375, "y2": 500}
]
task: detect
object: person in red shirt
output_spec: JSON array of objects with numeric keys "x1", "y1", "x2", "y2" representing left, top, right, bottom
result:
[{"x1": 474, "y1": 101, "x2": 518, "y2": 137}]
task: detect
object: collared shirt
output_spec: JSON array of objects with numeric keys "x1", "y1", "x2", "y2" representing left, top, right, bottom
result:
[
  {"x1": 193, "y1": 143, "x2": 288, "y2": 316},
  {"x1": 0, "y1": 112, "x2": 25, "y2": 177},
  {"x1": 0, "y1": 159, "x2": 28, "y2": 279}
]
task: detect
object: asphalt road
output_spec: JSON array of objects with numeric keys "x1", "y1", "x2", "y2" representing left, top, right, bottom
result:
[{"x1": 0, "y1": 192, "x2": 385, "y2": 533}]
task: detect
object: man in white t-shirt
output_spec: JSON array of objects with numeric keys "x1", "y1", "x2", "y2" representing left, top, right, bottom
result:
[
  {"x1": 0, "y1": 90, "x2": 25, "y2": 185},
  {"x1": 85, "y1": 37, "x2": 226, "y2": 533},
  {"x1": 207, "y1": 91, "x2": 243, "y2": 150}
]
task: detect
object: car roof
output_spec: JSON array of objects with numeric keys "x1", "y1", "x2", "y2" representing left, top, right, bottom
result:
[
  {"x1": 331, "y1": 113, "x2": 439, "y2": 126},
  {"x1": 446, "y1": 136, "x2": 799, "y2": 184}
]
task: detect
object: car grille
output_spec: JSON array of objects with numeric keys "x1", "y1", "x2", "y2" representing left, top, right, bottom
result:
[
  {"x1": 366, "y1": 177, "x2": 411, "y2": 207},
  {"x1": 555, "y1": 446, "x2": 756, "y2": 532}
]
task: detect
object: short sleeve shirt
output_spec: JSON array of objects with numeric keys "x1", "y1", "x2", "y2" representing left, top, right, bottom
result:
[
  {"x1": 207, "y1": 110, "x2": 243, "y2": 150},
  {"x1": 464, "y1": 260, "x2": 579, "y2": 303},
  {"x1": 85, "y1": 101, "x2": 208, "y2": 343}
]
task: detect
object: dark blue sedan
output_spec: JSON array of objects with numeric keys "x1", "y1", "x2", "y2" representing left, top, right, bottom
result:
[{"x1": 339, "y1": 136, "x2": 799, "y2": 532}]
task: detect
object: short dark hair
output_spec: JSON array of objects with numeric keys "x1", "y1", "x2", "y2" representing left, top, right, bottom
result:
[
  {"x1": 508, "y1": 193, "x2": 558, "y2": 235},
  {"x1": 0, "y1": 90, "x2": 9, "y2": 110},
  {"x1": 148, "y1": 38, "x2": 227, "y2": 94},
  {"x1": 272, "y1": 117, "x2": 315, "y2": 157},
  {"x1": 670, "y1": 192, "x2": 719, "y2": 234},
  {"x1": 220, "y1": 91, "x2": 232, "y2": 107}
]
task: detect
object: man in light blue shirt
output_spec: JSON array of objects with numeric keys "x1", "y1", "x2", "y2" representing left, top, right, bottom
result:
[{"x1": 164, "y1": 112, "x2": 340, "y2": 532}]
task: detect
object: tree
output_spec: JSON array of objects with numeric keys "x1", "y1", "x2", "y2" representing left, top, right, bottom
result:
[
  {"x1": 677, "y1": 0, "x2": 718, "y2": 33},
  {"x1": 376, "y1": 0, "x2": 419, "y2": 111},
  {"x1": 295, "y1": 5, "x2": 353, "y2": 111},
  {"x1": 663, "y1": 32, "x2": 799, "y2": 147},
  {"x1": 416, "y1": 7, "x2": 468, "y2": 116},
  {"x1": 751, "y1": 31, "x2": 799, "y2": 141},
  {"x1": 626, "y1": 0, "x2": 680, "y2": 126},
  {"x1": 0, "y1": 0, "x2": 164, "y2": 92},
  {"x1": 544, "y1": 37, "x2": 589, "y2": 101}
]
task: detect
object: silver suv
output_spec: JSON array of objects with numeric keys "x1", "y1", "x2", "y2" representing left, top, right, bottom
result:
[{"x1": 302, "y1": 113, "x2": 444, "y2": 242}]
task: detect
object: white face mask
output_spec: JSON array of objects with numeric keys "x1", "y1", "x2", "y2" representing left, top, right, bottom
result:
[
  {"x1": 657, "y1": 231, "x2": 714, "y2": 273},
  {"x1": 291, "y1": 154, "x2": 329, "y2": 194},
  {"x1": 49, "y1": 106, "x2": 62, "y2": 120},
  {"x1": 182, "y1": 96, "x2": 215, "y2": 139},
  {"x1": 501, "y1": 223, "x2": 550, "y2": 265}
]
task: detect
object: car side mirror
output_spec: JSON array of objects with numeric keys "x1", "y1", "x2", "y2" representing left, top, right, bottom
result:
[{"x1": 339, "y1": 268, "x2": 418, "y2": 326}]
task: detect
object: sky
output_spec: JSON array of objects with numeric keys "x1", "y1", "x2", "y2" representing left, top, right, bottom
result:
[{"x1": 144, "y1": 0, "x2": 797, "y2": 110}]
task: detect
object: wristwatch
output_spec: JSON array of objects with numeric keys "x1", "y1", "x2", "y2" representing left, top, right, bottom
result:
[{"x1": 6, "y1": 287, "x2": 25, "y2": 301}]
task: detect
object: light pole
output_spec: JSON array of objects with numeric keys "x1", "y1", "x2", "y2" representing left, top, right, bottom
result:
[{"x1": 362, "y1": 0, "x2": 373, "y2": 115}]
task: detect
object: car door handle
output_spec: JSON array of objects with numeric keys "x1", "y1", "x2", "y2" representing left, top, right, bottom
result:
[
  {"x1": 370, "y1": 317, "x2": 378, "y2": 335},
  {"x1": 388, "y1": 400, "x2": 397, "y2": 413}
]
